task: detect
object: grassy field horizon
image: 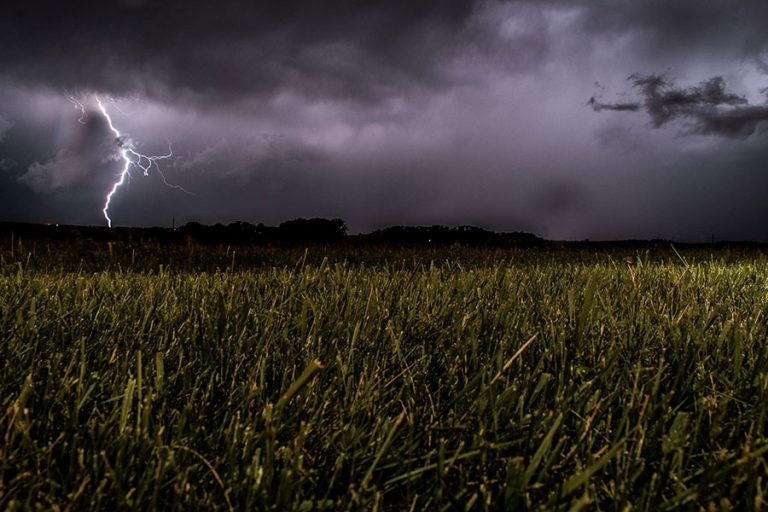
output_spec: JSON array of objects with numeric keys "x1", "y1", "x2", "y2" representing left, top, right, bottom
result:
[{"x1": 3, "y1": 241, "x2": 768, "y2": 510}]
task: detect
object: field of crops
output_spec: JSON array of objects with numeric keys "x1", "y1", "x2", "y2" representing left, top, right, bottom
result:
[{"x1": 3, "y1": 241, "x2": 768, "y2": 510}]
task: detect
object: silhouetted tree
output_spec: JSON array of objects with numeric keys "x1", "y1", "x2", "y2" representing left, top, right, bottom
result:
[{"x1": 278, "y1": 218, "x2": 347, "y2": 243}]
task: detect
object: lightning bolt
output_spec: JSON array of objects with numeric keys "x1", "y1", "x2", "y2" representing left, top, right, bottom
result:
[
  {"x1": 68, "y1": 96, "x2": 88, "y2": 124},
  {"x1": 69, "y1": 96, "x2": 193, "y2": 228}
]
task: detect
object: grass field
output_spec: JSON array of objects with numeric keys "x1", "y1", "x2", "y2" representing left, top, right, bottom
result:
[{"x1": 3, "y1": 240, "x2": 768, "y2": 510}]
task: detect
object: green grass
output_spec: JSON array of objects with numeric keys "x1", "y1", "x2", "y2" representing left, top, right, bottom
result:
[{"x1": 3, "y1": 243, "x2": 768, "y2": 510}]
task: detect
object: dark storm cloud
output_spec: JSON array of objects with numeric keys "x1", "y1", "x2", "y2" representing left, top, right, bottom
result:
[
  {"x1": 591, "y1": 75, "x2": 768, "y2": 139},
  {"x1": 575, "y1": 0, "x2": 768, "y2": 58},
  {"x1": 20, "y1": 110, "x2": 117, "y2": 190},
  {"x1": 587, "y1": 98, "x2": 639, "y2": 113},
  {"x1": 0, "y1": 0, "x2": 480, "y2": 105}
]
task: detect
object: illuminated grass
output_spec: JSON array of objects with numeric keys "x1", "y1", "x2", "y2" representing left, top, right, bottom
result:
[{"x1": 2, "y1": 245, "x2": 768, "y2": 509}]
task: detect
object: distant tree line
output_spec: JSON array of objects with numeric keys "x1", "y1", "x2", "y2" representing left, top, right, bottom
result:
[
  {"x1": 359, "y1": 225, "x2": 543, "y2": 247},
  {"x1": 2, "y1": 219, "x2": 763, "y2": 249},
  {"x1": 181, "y1": 220, "x2": 546, "y2": 246},
  {"x1": 0, "y1": 218, "x2": 546, "y2": 247},
  {"x1": 179, "y1": 218, "x2": 348, "y2": 244}
]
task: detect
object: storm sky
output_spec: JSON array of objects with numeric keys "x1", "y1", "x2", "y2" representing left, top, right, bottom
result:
[{"x1": 2, "y1": 0, "x2": 768, "y2": 240}]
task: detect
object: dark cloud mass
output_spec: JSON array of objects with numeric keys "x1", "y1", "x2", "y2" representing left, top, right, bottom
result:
[
  {"x1": 1, "y1": 0, "x2": 476, "y2": 104},
  {"x1": 591, "y1": 74, "x2": 768, "y2": 138},
  {"x1": 2, "y1": 1, "x2": 768, "y2": 239},
  {"x1": 588, "y1": 98, "x2": 640, "y2": 113}
]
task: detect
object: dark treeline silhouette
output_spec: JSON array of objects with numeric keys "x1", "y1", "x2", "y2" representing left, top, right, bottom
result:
[
  {"x1": 179, "y1": 218, "x2": 348, "y2": 244},
  {"x1": 1, "y1": 219, "x2": 764, "y2": 250},
  {"x1": 0, "y1": 218, "x2": 547, "y2": 247},
  {"x1": 357, "y1": 225, "x2": 543, "y2": 247}
]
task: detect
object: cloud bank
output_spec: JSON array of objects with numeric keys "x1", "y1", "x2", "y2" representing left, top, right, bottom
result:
[{"x1": 591, "y1": 74, "x2": 768, "y2": 138}]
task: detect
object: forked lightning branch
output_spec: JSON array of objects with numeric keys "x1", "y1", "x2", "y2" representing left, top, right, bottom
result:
[{"x1": 69, "y1": 96, "x2": 191, "y2": 227}]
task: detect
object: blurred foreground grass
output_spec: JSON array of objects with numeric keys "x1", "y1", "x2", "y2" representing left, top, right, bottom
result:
[{"x1": 2, "y1": 242, "x2": 768, "y2": 509}]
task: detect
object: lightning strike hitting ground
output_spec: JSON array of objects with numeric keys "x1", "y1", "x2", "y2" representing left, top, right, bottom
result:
[{"x1": 86, "y1": 96, "x2": 192, "y2": 227}]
